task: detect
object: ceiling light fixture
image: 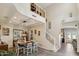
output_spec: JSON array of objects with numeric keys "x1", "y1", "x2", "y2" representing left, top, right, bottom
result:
[{"x1": 14, "y1": 17, "x2": 17, "y2": 19}]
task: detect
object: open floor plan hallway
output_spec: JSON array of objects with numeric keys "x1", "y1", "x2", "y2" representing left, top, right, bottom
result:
[{"x1": 38, "y1": 43, "x2": 78, "y2": 56}]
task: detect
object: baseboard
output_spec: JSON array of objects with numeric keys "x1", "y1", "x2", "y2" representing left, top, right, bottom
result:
[
  {"x1": 38, "y1": 45, "x2": 54, "y2": 51},
  {"x1": 53, "y1": 45, "x2": 61, "y2": 52},
  {"x1": 38, "y1": 46, "x2": 55, "y2": 52}
]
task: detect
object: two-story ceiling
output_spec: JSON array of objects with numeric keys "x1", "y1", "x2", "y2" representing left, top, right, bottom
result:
[{"x1": 0, "y1": 3, "x2": 45, "y2": 27}]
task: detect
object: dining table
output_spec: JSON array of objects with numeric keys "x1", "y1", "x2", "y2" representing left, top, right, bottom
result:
[{"x1": 16, "y1": 39, "x2": 33, "y2": 47}]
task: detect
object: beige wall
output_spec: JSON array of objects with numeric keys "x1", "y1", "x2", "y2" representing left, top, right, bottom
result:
[
  {"x1": 0, "y1": 23, "x2": 27, "y2": 48},
  {"x1": 0, "y1": 24, "x2": 13, "y2": 48},
  {"x1": 29, "y1": 24, "x2": 54, "y2": 50}
]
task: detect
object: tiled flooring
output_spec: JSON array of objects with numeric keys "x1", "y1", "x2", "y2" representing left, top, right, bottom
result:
[{"x1": 38, "y1": 43, "x2": 79, "y2": 56}]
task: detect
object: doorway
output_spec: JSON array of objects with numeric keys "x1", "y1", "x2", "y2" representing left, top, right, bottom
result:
[
  {"x1": 61, "y1": 29, "x2": 65, "y2": 43},
  {"x1": 64, "y1": 28, "x2": 77, "y2": 44}
]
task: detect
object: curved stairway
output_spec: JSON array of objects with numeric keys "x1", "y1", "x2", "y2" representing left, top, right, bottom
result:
[{"x1": 13, "y1": 3, "x2": 57, "y2": 52}]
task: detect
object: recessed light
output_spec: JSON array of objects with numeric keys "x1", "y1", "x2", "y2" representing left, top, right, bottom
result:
[
  {"x1": 14, "y1": 17, "x2": 17, "y2": 19},
  {"x1": 23, "y1": 21, "x2": 27, "y2": 23}
]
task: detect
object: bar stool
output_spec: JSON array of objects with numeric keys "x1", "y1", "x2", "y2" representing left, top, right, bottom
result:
[
  {"x1": 16, "y1": 44, "x2": 25, "y2": 56},
  {"x1": 24, "y1": 43, "x2": 32, "y2": 56}
]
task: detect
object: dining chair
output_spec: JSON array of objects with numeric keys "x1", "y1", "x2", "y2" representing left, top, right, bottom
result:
[
  {"x1": 24, "y1": 42, "x2": 32, "y2": 56},
  {"x1": 32, "y1": 42, "x2": 38, "y2": 55},
  {"x1": 15, "y1": 44, "x2": 25, "y2": 56}
]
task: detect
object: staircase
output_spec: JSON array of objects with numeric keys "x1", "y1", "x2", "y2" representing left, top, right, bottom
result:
[
  {"x1": 46, "y1": 30, "x2": 57, "y2": 51},
  {"x1": 46, "y1": 30, "x2": 62, "y2": 52},
  {"x1": 46, "y1": 31, "x2": 54, "y2": 45}
]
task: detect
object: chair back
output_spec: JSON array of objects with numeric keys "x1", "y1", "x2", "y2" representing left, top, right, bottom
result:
[{"x1": 27, "y1": 43, "x2": 32, "y2": 48}]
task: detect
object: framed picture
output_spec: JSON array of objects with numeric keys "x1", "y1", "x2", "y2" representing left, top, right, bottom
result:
[
  {"x1": 38, "y1": 31, "x2": 40, "y2": 36},
  {"x1": 13, "y1": 29, "x2": 23, "y2": 40},
  {"x1": 0, "y1": 25, "x2": 1, "y2": 30},
  {"x1": 2, "y1": 27, "x2": 9, "y2": 36},
  {"x1": 35, "y1": 30, "x2": 37, "y2": 34}
]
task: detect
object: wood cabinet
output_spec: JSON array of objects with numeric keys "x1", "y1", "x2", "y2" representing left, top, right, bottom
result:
[{"x1": 0, "y1": 44, "x2": 8, "y2": 51}]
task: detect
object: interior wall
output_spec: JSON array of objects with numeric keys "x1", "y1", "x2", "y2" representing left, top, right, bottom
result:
[
  {"x1": 29, "y1": 24, "x2": 46, "y2": 48},
  {"x1": 0, "y1": 23, "x2": 27, "y2": 48},
  {"x1": 28, "y1": 24, "x2": 54, "y2": 50}
]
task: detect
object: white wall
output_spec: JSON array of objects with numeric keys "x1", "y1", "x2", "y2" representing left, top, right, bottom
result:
[
  {"x1": 62, "y1": 22, "x2": 78, "y2": 28},
  {"x1": 46, "y1": 3, "x2": 77, "y2": 51}
]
